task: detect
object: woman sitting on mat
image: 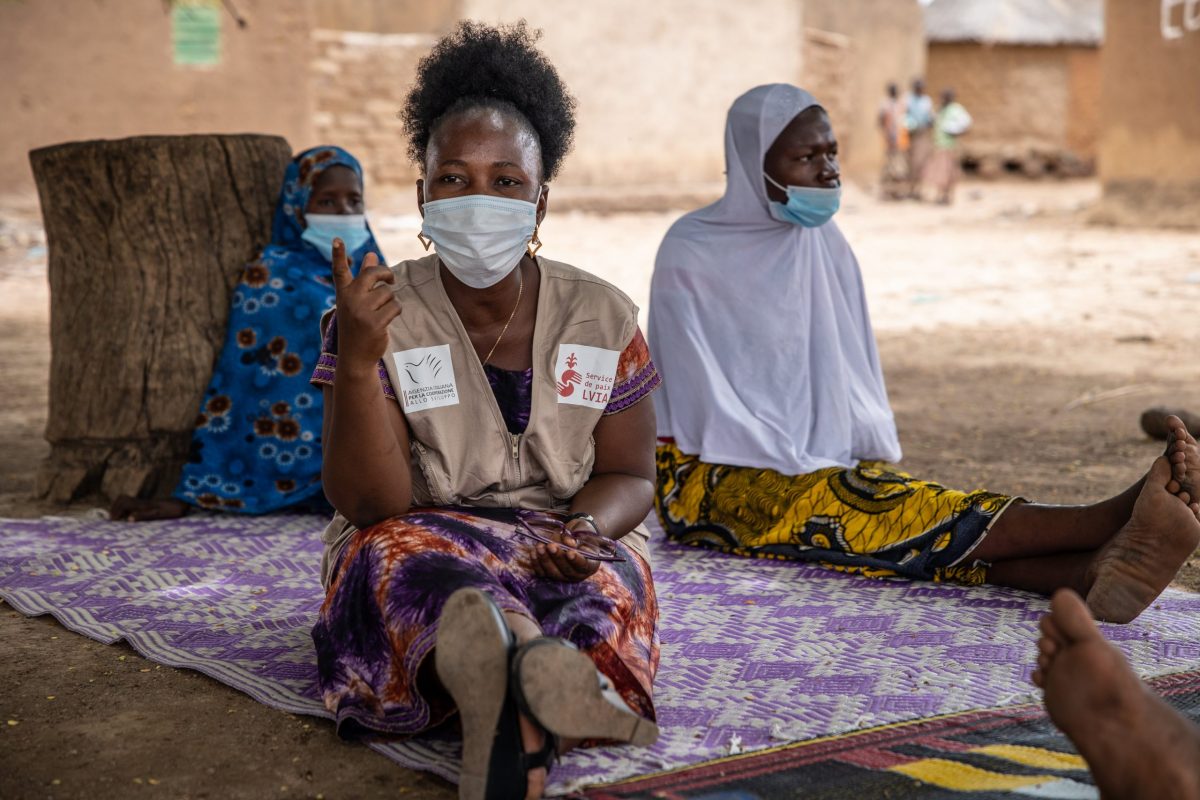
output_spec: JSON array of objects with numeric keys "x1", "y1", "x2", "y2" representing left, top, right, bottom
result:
[
  {"x1": 111, "y1": 146, "x2": 383, "y2": 521},
  {"x1": 310, "y1": 22, "x2": 660, "y2": 800},
  {"x1": 649, "y1": 83, "x2": 1200, "y2": 624}
]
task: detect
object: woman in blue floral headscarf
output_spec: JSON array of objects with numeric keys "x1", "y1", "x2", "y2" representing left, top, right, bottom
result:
[{"x1": 111, "y1": 146, "x2": 384, "y2": 520}]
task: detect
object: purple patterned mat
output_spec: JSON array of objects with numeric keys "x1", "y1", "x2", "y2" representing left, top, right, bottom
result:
[{"x1": 3, "y1": 513, "x2": 1200, "y2": 795}]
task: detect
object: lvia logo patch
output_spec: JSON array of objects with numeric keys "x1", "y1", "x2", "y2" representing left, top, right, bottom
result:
[{"x1": 555, "y1": 344, "x2": 619, "y2": 409}]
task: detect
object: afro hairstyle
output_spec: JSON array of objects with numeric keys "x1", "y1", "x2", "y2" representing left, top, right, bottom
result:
[{"x1": 401, "y1": 20, "x2": 577, "y2": 181}]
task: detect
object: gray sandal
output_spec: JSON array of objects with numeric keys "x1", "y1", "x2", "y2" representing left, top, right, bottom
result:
[
  {"x1": 511, "y1": 637, "x2": 659, "y2": 747},
  {"x1": 436, "y1": 588, "x2": 547, "y2": 800}
]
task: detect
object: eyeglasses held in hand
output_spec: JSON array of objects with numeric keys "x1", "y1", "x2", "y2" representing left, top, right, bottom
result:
[{"x1": 514, "y1": 510, "x2": 626, "y2": 563}]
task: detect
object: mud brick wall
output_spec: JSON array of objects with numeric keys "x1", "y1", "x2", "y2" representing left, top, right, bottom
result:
[
  {"x1": 1096, "y1": 0, "x2": 1200, "y2": 228},
  {"x1": 926, "y1": 42, "x2": 1100, "y2": 173},
  {"x1": 311, "y1": 29, "x2": 436, "y2": 191},
  {"x1": 0, "y1": 0, "x2": 315, "y2": 191}
]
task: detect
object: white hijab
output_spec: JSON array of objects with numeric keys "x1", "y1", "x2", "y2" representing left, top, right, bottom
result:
[{"x1": 649, "y1": 84, "x2": 902, "y2": 475}]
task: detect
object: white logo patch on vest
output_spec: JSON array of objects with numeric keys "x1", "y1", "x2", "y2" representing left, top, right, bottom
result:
[
  {"x1": 394, "y1": 345, "x2": 460, "y2": 413},
  {"x1": 555, "y1": 344, "x2": 619, "y2": 409}
]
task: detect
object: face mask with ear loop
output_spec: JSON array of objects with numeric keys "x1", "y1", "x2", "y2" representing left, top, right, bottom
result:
[
  {"x1": 763, "y1": 172, "x2": 842, "y2": 228},
  {"x1": 301, "y1": 214, "x2": 372, "y2": 262},
  {"x1": 417, "y1": 187, "x2": 545, "y2": 289}
]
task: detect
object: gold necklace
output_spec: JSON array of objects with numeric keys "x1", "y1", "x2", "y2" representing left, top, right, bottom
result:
[{"x1": 482, "y1": 266, "x2": 525, "y2": 365}]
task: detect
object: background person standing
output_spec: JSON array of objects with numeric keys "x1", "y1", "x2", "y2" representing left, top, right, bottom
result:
[
  {"x1": 878, "y1": 82, "x2": 909, "y2": 200},
  {"x1": 903, "y1": 78, "x2": 935, "y2": 199},
  {"x1": 926, "y1": 88, "x2": 972, "y2": 205}
]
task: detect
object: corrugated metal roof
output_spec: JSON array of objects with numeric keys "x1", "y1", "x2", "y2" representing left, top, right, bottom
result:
[{"x1": 924, "y1": 0, "x2": 1103, "y2": 46}]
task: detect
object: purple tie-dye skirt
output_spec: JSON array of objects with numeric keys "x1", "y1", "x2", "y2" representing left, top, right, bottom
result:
[{"x1": 312, "y1": 506, "x2": 659, "y2": 737}]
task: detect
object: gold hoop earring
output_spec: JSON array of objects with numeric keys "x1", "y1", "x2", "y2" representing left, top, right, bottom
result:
[
  {"x1": 417, "y1": 232, "x2": 433, "y2": 251},
  {"x1": 527, "y1": 228, "x2": 542, "y2": 257}
]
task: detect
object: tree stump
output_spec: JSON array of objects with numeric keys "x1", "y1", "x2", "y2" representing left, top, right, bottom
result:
[{"x1": 30, "y1": 134, "x2": 293, "y2": 503}]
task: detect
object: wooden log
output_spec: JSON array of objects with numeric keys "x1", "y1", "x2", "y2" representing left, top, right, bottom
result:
[{"x1": 29, "y1": 134, "x2": 292, "y2": 503}]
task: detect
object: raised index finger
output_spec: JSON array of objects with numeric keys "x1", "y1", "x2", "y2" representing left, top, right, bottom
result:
[{"x1": 331, "y1": 238, "x2": 352, "y2": 291}]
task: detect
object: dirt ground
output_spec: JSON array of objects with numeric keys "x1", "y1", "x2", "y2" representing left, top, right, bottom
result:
[{"x1": 1, "y1": 179, "x2": 1199, "y2": 798}]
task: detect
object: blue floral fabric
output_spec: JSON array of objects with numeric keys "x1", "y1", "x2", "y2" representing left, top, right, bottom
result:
[{"x1": 174, "y1": 146, "x2": 384, "y2": 513}]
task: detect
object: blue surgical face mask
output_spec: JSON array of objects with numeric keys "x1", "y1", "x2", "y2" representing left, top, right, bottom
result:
[
  {"x1": 301, "y1": 213, "x2": 371, "y2": 262},
  {"x1": 763, "y1": 173, "x2": 841, "y2": 228}
]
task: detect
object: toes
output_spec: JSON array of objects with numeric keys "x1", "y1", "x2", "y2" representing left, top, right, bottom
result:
[
  {"x1": 1039, "y1": 610, "x2": 1067, "y2": 647},
  {"x1": 1050, "y1": 588, "x2": 1103, "y2": 644},
  {"x1": 1031, "y1": 667, "x2": 1044, "y2": 687},
  {"x1": 1168, "y1": 479, "x2": 1182, "y2": 494},
  {"x1": 1147, "y1": 456, "x2": 1174, "y2": 486},
  {"x1": 1037, "y1": 646, "x2": 1055, "y2": 673},
  {"x1": 1175, "y1": 421, "x2": 1199, "y2": 446},
  {"x1": 1039, "y1": 612, "x2": 1069, "y2": 655}
]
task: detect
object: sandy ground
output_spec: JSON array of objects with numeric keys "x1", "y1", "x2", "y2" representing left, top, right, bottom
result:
[{"x1": 2, "y1": 179, "x2": 1199, "y2": 798}]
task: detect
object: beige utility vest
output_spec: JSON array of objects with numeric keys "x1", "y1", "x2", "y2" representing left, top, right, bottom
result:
[{"x1": 320, "y1": 254, "x2": 652, "y2": 587}]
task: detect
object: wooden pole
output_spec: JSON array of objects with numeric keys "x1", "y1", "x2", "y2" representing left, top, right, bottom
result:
[{"x1": 29, "y1": 134, "x2": 292, "y2": 503}]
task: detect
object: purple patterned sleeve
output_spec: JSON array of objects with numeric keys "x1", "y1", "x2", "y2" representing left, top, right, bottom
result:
[
  {"x1": 603, "y1": 328, "x2": 661, "y2": 415},
  {"x1": 309, "y1": 312, "x2": 397, "y2": 401}
]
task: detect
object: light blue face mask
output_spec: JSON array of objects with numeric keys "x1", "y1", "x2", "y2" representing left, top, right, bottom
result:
[
  {"x1": 420, "y1": 188, "x2": 542, "y2": 289},
  {"x1": 301, "y1": 214, "x2": 371, "y2": 262},
  {"x1": 763, "y1": 173, "x2": 841, "y2": 228}
]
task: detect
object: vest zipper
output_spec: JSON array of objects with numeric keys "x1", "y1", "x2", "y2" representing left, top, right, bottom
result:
[{"x1": 510, "y1": 433, "x2": 522, "y2": 483}]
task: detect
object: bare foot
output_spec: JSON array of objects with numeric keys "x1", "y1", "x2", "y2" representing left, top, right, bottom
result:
[
  {"x1": 1142, "y1": 406, "x2": 1200, "y2": 440},
  {"x1": 1032, "y1": 589, "x2": 1200, "y2": 799},
  {"x1": 1165, "y1": 415, "x2": 1200, "y2": 518},
  {"x1": 108, "y1": 496, "x2": 189, "y2": 522},
  {"x1": 1085, "y1": 457, "x2": 1200, "y2": 623}
]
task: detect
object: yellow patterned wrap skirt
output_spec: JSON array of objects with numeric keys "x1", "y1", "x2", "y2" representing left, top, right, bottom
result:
[{"x1": 654, "y1": 441, "x2": 1017, "y2": 585}]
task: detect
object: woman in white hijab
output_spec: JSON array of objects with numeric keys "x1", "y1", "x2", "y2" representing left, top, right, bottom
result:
[{"x1": 649, "y1": 84, "x2": 1200, "y2": 624}]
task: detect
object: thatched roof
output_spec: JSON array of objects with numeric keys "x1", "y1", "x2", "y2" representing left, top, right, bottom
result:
[{"x1": 924, "y1": 0, "x2": 1103, "y2": 46}]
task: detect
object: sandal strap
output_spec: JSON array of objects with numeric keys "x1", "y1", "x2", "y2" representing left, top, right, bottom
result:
[
  {"x1": 508, "y1": 637, "x2": 571, "y2": 773},
  {"x1": 519, "y1": 728, "x2": 559, "y2": 773},
  {"x1": 483, "y1": 691, "x2": 530, "y2": 800},
  {"x1": 447, "y1": 590, "x2": 528, "y2": 800}
]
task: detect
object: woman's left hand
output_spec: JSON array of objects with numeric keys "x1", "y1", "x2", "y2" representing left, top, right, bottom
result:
[{"x1": 531, "y1": 526, "x2": 601, "y2": 582}]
